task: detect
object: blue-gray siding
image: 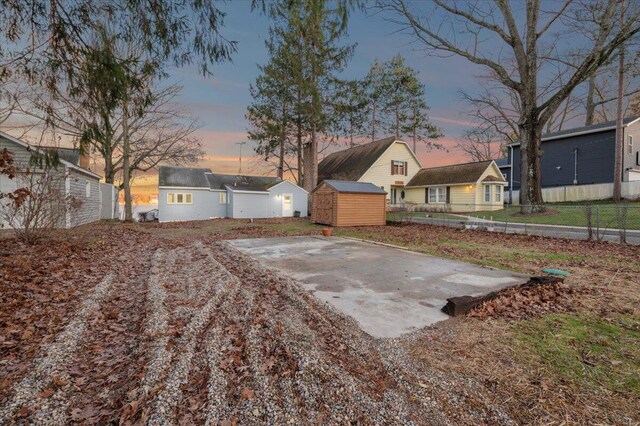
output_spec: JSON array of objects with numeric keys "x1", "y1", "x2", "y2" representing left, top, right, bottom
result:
[
  {"x1": 510, "y1": 130, "x2": 616, "y2": 190},
  {"x1": 158, "y1": 180, "x2": 308, "y2": 221},
  {"x1": 157, "y1": 188, "x2": 227, "y2": 222}
]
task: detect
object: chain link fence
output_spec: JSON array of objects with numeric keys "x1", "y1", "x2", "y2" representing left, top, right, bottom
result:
[{"x1": 387, "y1": 202, "x2": 640, "y2": 244}]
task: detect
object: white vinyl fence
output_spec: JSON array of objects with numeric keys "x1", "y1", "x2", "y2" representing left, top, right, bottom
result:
[
  {"x1": 99, "y1": 183, "x2": 120, "y2": 219},
  {"x1": 508, "y1": 181, "x2": 640, "y2": 204}
]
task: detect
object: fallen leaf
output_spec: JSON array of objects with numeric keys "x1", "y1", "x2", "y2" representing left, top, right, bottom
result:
[
  {"x1": 240, "y1": 387, "x2": 254, "y2": 401},
  {"x1": 38, "y1": 388, "x2": 54, "y2": 398}
]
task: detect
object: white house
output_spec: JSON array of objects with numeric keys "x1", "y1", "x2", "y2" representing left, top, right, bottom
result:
[{"x1": 157, "y1": 166, "x2": 308, "y2": 222}]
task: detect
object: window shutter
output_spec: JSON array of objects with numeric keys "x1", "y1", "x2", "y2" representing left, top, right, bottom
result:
[
  {"x1": 391, "y1": 161, "x2": 394, "y2": 175},
  {"x1": 446, "y1": 186, "x2": 451, "y2": 204},
  {"x1": 425, "y1": 188, "x2": 429, "y2": 203},
  {"x1": 404, "y1": 161, "x2": 408, "y2": 176}
]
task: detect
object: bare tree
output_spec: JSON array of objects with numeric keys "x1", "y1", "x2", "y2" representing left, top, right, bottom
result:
[
  {"x1": 380, "y1": 0, "x2": 640, "y2": 212},
  {"x1": 456, "y1": 128, "x2": 505, "y2": 162},
  {"x1": 0, "y1": 164, "x2": 80, "y2": 243},
  {"x1": 16, "y1": 81, "x2": 202, "y2": 196}
]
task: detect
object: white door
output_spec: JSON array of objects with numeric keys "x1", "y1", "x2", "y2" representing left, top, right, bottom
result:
[{"x1": 281, "y1": 194, "x2": 293, "y2": 216}]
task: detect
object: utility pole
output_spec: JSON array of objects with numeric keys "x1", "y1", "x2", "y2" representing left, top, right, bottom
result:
[
  {"x1": 614, "y1": 0, "x2": 626, "y2": 202},
  {"x1": 236, "y1": 141, "x2": 247, "y2": 174}
]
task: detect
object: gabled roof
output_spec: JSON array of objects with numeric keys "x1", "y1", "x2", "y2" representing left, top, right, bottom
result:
[
  {"x1": 57, "y1": 147, "x2": 81, "y2": 165},
  {"x1": 509, "y1": 116, "x2": 640, "y2": 146},
  {"x1": 158, "y1": 166, "x2": 212, "y2": 188},
  {"x1": 158, "y1": 166, "x2": 284, "y2": 192},
  {"x1": 210, "y1": 174, "x2": 281, "y2": 192},
  {"x1": 0, "y1": 130, "x2": 101, "y2": 179},
  {"x1": 407, "y1": 160, "x2": 504, "y2": 187},
  {"x1": 318, "y1": 137, "x2": 403, "y2": 182},
  {"x1": 316, "y1": 180, "x2": 387, "y2": 194}
]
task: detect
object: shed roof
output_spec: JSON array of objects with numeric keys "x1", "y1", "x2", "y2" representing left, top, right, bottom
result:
[
  {"x1": 158, "y1": 166, "x2": 212, "y2": 188},
  {"x1": 318, "y1": 137, "x2": 398, "y2": 182},
  {"x1": 407, "y1": 161, "x2": 504, "y2": 187},
  {"x1": 319, "y1": 180, "x2": 387, "y2": 194}
]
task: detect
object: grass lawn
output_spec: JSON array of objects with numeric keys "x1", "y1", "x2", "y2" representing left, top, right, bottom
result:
[
  {"x1": 465, "y1": 202, "x2": 640, "y2": 230},
  {"x1": 386, "y1": 211, "x2": 468, "y2": 222}
]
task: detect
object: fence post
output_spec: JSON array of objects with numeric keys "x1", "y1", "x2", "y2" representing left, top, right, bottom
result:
[
  {"x1": 596, "y1": 205, "x2": 600, "y2": 241},
  {"x1": 504, "y1": 203, "x2": 509, "y2": 232}
]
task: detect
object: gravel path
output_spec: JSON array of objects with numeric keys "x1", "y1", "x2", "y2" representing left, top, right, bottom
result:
[{"x1": 1, "y1": 238, "x2": 514, "y2": 425}]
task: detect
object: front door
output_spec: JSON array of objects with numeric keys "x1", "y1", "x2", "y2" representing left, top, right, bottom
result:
[
  {"x1": 390, "y1": 188, "x2": 397, "y2": 205},
  {"x1": 282, "y1": 194, "x2": 293, "y2": 216}
]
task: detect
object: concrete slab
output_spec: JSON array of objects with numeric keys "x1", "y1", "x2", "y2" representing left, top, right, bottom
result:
[{"x1": 228, "y1": 236, "x2": 527, "y2": 338}]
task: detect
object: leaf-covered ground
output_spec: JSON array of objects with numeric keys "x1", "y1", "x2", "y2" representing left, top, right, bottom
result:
[{"x1": 1, "y1": 219, "x2": 638, "y2": 424}]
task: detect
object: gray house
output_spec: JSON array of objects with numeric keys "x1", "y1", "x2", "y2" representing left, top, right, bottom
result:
[
  {"x1": 507, "y1": 116, "x2": 640, "y2": 191},
  {"x1": 0, "y1": 130, "x2": 114, "y2": 228},
  {"x1": 157, "y1": 166, "x2": 308, "y2": 222}
]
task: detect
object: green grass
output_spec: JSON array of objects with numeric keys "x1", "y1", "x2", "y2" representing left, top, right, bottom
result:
[
  {"x1": 512, "y1": 314, "x2": 640, "y2": 395},
  {"x1": 467, "y1": 203, "x2": 640, "y2": 230}
]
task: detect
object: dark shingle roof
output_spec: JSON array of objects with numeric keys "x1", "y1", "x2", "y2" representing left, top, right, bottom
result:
[
  {"x1": 407, "y1": 160, "x2": 504, "y2": 187},
  {"x1": 57, "y1": 148, "x2": 80, "y2": 165},
  {"x1": 481, "y1": 175, "x2": 504, "y2": 182},
  {"x1": 318, "y1": 137, "x2": 398, "y2": 182},
  {"x1": 208, "y1": 174, "x2": 282, "y2": 192},
  {"x1": 320, "y1": 180, "x2": 387, "y2": 194},
  {"x1": 158, "y1": 166, "x2": 212, "y2": 188}
]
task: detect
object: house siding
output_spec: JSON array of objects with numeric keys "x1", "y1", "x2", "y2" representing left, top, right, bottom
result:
[
  {"x1": 358, "y1": 142, "x2": 421, "y2": 197},
  {"x1": 231, "y1": 192, "x2": 270, "y2": 218},
  {"x1": 158, "y1": 188, "x2": 227, "y2": 222},
  {"x1": 67, "y1": 169, "x2": 101, "y2": 227},
  {"x1": 1, "y1": 135, "x2": 101, "y2": 228},
  {"x1": 511, "y1": 129, "x2": 617, "y2": 190},
  {"x1": 623, "y1": 121, "x2": 640, "y2": 180},
  {"x1": 267, "y1": 181, "x2": 308, "y2": 217}
]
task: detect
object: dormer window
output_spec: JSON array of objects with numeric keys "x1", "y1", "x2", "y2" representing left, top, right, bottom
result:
[{"x1": 391, "y1": 160, "x2": 407, "y2": 176}]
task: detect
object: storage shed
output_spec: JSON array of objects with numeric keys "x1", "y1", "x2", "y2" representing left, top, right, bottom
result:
[{"x1": 311, "y1": 180, "x2": 387, "y2": 227}]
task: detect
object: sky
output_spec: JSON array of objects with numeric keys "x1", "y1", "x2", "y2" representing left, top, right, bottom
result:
[{"x1": 144, "y1": 1, "x2": 487, "y2": 193}]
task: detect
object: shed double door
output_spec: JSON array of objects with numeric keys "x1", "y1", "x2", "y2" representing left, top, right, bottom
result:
[{"x1": 314, "y1": 192, "x2": 334, "y2": 225}]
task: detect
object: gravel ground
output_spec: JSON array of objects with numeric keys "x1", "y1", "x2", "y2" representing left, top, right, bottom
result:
[{"x1": 1, "y1": 238, "x2": 514, "y2": 425}]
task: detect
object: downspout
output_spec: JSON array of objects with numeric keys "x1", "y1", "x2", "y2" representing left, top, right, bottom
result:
[
  {"x1": 65, "y1": 167, "x2": 71, "y2": 228},
  {"x1": 573, "y1": 148, "x2": 578, "y2": 185}
]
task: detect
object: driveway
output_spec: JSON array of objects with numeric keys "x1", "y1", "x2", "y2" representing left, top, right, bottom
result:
[{"x1": 228, "y1": 236, "x2": 528, "y2": 338}]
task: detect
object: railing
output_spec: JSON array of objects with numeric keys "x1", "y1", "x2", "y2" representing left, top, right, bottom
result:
[{"x1": 387, "y1": 202, "x2": 640, "y2": 244}]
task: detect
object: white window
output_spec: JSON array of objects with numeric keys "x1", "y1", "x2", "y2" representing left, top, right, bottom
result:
[
  {"x1": 495, "y1": 185, "x2": 501, "y2": 202},
  {"x1": 167, "y1": 192, "x2": 192, "y2": 204},
  {"x1": 629, "y1": 135, "x2": 634, "y2": 155},
  {"x1": 428, "y1": 187, "x2": 446, "y2": 203},
  {"x1": 484, "y1": 185, "x2": 491, "y2": 203},
  {"x1": 219, "y1": 192, "x2": 228, "y2": 204},
  {"x1": 85, "y1": 180, "x2": 91, "y2": 198}
]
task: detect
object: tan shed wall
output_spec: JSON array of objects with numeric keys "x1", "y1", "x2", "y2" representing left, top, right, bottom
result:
[{"x1": 335, "y1": 193, "x2": 386, "y2": 226}]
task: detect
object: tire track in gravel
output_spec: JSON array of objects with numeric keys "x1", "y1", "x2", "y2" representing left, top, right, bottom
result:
[
  {"x1": 207, "y1": 242, "x2": 437, "y2": 425},
  {"x1": 146, "y1": 242, "x2": 241, "y2": 425},
  {"x1": 0, "y1": 273, "x2": 116, "y2": 424}
]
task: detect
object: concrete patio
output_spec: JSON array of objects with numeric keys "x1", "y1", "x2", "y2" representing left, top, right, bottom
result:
[{"x1": 229, "y1": 236, "x2": 528, "y2": 338}]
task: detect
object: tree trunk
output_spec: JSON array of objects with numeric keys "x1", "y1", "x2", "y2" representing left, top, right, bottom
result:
[
  {"x1": 613, "y1": 0, "x2": 626, "y2": 202},
  {"x1": 585, "y1": 75, "x2": 596, "y2": 126},
  {"x1": 519, "y1": 120, "x2": 544, "y2": 213},
  {"x1": 122, "y1": 98, "x2": 133, "y2": 222},
  {"x1": 371, "y1": 100, "x2": 376, "y2": 142},
  {"x1": 278, "y1": 103, "x2": 286, "y2": 179},
  {"x1": 297, "y1": 114, "x2": 303, "y2": 185},
  {"x1": 302, "y1": 142, "x2": 312, "y2": 193},
  {"x1": 103, "y1": 151, "x2": 114, "y2": 184},
  {"x1": 395, "y1": 105, "x2": 400, "y2": 138}
]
